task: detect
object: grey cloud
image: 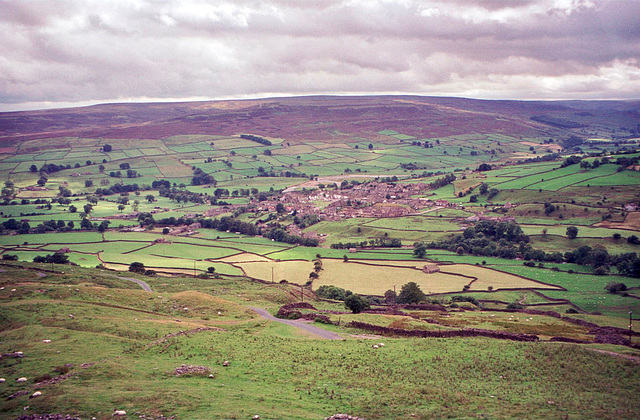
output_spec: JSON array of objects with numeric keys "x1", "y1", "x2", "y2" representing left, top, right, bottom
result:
[{"x1": 0, "y1": 0, "x2": 639, "y2": 110}]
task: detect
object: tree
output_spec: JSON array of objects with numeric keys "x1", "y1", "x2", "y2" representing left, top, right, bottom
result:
[
  {"x1": 83, "y1": 204, "x2": 93, "y2": 215},
  {"x1": 69, "y1": 205, "x2": 77, "y2": 213},
  {"x1": 102, "y1": 144, "x2": 112, "y2": 152},
  {"x1": 85, "y1": 180, "x2": 94, "y2": 188},
  {"x1": 98, "y1": 164, "x2": 105, "y2": 173},
  {"x1": 344, "y1": 294, "x2": 370, "y2": 313},
  {"x1": 29, "y1": 164, "x2": 38, "y2": 172},
  {"x1": 397, "y1": 282, "x2": 426, "y2": 304},
  {"x1": 384, "y1": 289, "x2": 397, "y2": 306},
  {"x1": 413, "y1": 242, "x2": 427, "y2": 259},
  {"x1": 605, "y1": 282, "x2": 627, "y2": 294},
  {"x1": 566, "y1": 226, "x2": 579, "y2": 239},
  {"x1": 129, "y1": 262, "x2": 146, "y2": 274},
  {"x1": 146, "y1": 194, "x2": 155, "y2": 203},
  {"x1": 368, "y1": 143, "x2": 373, "y2": 150}
]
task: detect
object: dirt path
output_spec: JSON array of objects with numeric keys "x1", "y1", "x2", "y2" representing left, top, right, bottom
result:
[
  {"x1": 250, "y1": 307, "x2": 343, "y2": 340},
  {"x1": 104, "y1": 273, "x2": 152, "y2": 292},
  {"x1": 589, "y1": 348, "x2": 640, "y2": 364}
]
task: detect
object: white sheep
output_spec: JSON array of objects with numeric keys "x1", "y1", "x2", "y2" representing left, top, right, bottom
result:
[
  {"x1": 372, "y1": 344, "x2": 379, "y2": 349},
  {"x1": 0, "y1": 378, "x2": 5, "y2": 383},
  {"x1": 16, "y1": 377, "x2": 27, "y2": 382},
  {"x1": 42, "y1": 339, "x2": 52, "y2": 343},
  {"x1": 113, "y1": 409, "x2": 127, "y2": 416},
  {"x1": 377, "y1": 343, "x2": 385, "y2": 347},
  {"x1": 29, "y1": 391, "x2": 42, "y2": 399}
]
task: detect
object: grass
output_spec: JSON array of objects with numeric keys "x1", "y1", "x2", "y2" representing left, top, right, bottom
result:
[{"x1": 0, "y1": 258, "x2": 639, "y2": 419}]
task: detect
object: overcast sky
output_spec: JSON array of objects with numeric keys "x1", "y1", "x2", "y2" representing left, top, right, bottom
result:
[{"x1": 1, "y1": 0, "x2": 639, "y2": 111}]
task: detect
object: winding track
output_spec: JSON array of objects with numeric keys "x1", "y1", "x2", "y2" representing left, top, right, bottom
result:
[
  {"x1": 104, "y1": 273, "x2": 152, "y2": 292},
  {"x1": 250, "y1": 307, "x2": 343, "y2": 340}
]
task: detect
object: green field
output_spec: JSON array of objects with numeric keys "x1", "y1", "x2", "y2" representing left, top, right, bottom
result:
[{"x1": 1, "y1": 109, "x2": 640, "y2": 419}]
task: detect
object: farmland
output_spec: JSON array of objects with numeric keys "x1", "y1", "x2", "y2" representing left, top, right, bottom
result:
[{"x1": 1, "y1": 96, "x2": 640, "y2": 418}]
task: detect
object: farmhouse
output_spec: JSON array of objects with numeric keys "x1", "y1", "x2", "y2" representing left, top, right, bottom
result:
[{"x1": 423, "y1": 264, "x2": 440, "y2": 274}]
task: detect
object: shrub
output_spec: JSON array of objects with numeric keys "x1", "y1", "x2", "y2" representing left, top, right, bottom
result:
[
  {"x1": 506, "y1": 302, "x2": 524, "y2": 310},
  {"x1": 129, "y1": 262, "x2": 145, "y2": 274},
  {"x1": 344, "y1": 294, "x2": 370, "y2": 314},
  {"x1": 451, "y1": 295, "x2": 479, "y2": 306},
  {"x1": 316, "y1": 285, "x2": 351, "y2": 301},
  {"x1": 565, "y1": 308, "x2": 579, "y2": 314},
  {"x1": 604, "y1": 282, "x2": 627, "y2": 294}
]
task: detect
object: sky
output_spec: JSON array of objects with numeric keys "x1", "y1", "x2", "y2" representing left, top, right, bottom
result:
[{"x1": 1, "y1": 0, "x2": 639, "y2": 111}]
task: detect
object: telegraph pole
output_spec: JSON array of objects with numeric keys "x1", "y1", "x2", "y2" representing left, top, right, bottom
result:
[{"x1": 630, "y1": 311, "x2": 633, "y2": 343}]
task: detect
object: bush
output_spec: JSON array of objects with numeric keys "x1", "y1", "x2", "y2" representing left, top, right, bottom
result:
[
  {"x1": 344, "y1": 294, "x2": 370, "y2": 314},
  {"x1": 316, "y1": 285, "x2": 352, "y2": 301},
  {"x1": 451, "y1": 295, "x2": 479, "y2": 306},
  {"x1": 129, "y1": 262, "x2": 145, "y2": 274},
  {"x1": 565, "y1": 308, "x2": 579, "y2": 314},
  {"x1": 506, "y1": 302, "x2": 524, "y2": 310},
  {"x1": 604, "y1": 282, "x2": 627, "y2": 294}
]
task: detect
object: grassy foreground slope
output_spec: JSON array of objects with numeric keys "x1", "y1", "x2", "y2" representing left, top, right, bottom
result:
[{"x1": 1, "y1": 264, "x2": 639, "y2": 420}]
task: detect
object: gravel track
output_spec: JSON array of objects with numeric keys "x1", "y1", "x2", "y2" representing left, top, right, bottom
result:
[{"x1": 250, "y1": 307, "x2": 343, "y2": 340}]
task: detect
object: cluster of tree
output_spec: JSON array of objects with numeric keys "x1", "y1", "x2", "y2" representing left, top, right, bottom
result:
[
  {"x1": 95, "y1": 183, "x2": 141, "y2": 196},
  {"x1": 256, "y1": 167, "x2": 308, "y2": 178},
  {"x1": 476, "y1": 183, "x2": 499, "y2": 200},
  {"x1": 428, "y1": 173, "x2": 456, "y2": 190},
  {"x1": 315, "y1": 285, "x2": 352, "y2": 301},
  {"x1": 516, "y1": 153, "x2": 561, "y2": 165},
  {"x1": 191, "y1": 167, "x2": 216, "y2": 186},
  {"x1": 418, "y1": 220, "x2": 640, "y2": 276},
  {"x1": 151, "y1": 180, "x2": 171, "y2": 189},
  {"x1": 31, "y1": 219, "x2": 75, "y2": 233},
  {"x1": 330, "y1": 237, "x2": 402, "y2": 249},
  {"x1": 293, "y1": 214, "x2": 320, "y2": 229},
  {"x1": 417, "y1": 220, "x2": 529, "y2": 259},
  {"x1": 560, "y1": 155, "x2": 583, "y2": 167},
  {"x1": 560, "y1": 135, "x2": 586, "y2": 148},
  {"x1": 241, "y1": 134, "x2": 272, "y2": 146},
  {"x1": 615, "y1": 155, "x2": 640, "y2": 168},
  {"x1": 410, "y1": 140, "x2": 433, "y2": 148},
  {"x1": 0, "y1": 219, "x2": 30, "y2": 234},
  {"x1": 264, "y1": 227, "x2": 319, "y2": 247},
  {"x1": 476, "y1": 163, "x2": 492, "y2": 171},
  {"x1": 128, "y1": 262, "x2": 156, "y2": 276},
  {"x1": 157, "y1": 186, "x2": 208, "y2": 204},
  {"x1": 155, "y1": 215, "x2": 260, "y2": 236},
  {"x1": 38, "y1": 163, "x2": 73, "y2": 174},
  {"x1": 109, "y1": 170, "x2": 139, "y2": 178},
  {"x1": 33, "y1": 253, "x2": 70, "y2": 264}
]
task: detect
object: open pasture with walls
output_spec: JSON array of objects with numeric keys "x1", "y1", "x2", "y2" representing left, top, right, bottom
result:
[
  {"x1": 311, "y1": 259, "x2": 561, "y2": 296},
  {"x1": 1, "y1": 263, "x2": 639, "y2": 420}
]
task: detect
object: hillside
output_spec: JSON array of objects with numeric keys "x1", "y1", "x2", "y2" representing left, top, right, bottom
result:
[
  {"x1": 1, "y1": 96, "x2": 639, "y2": 147},
  {"x1": 0, "y1": 95, "x2": 639, "y2": 419}
]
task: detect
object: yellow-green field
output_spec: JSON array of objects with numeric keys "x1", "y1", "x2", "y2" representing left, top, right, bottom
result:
[{"x1": 312, "y1": 260, "x2": 563, "y2": 295}]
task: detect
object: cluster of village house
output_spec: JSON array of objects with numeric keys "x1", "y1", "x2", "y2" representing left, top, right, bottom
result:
[{"x1": 101, "y1": 181, "x2": 519, "y2": 238}]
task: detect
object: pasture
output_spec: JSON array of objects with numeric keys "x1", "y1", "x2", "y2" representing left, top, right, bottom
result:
[
  {"x1": 312, "y1": 259, "x2": 562, "y2": 296},
  {"x1": 0, "y1": 263, "x2": 639, "y2": 419}
]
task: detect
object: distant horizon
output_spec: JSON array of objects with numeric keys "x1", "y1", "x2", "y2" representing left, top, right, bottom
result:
[{"x1": 3, "y1": 92, "x2": 640, "y2": 114}]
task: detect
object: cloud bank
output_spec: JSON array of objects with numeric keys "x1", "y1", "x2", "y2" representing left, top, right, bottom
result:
[{"x1": 1, "y1": 0, "x2": 639, "y2": 110}]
